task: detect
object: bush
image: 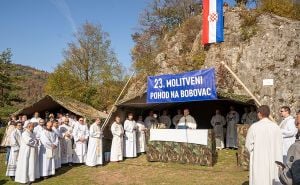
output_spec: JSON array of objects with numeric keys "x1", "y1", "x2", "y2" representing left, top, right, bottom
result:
[
  {"x1": 260, "y1": 0, "x2": 300, "y2": 20},
  {"x1": 239, "y1": 11, "x2": 260, "y2": 41}
]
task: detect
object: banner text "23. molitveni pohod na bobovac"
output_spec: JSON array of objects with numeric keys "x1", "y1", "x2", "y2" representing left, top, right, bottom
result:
[{"x1": 147, "y1": 68, "x2": 217, "y2": 103}]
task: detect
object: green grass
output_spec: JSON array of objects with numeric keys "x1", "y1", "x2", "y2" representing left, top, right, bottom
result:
[{"x1": 0, "y1": 150, "x2": 248, "y2": 185}]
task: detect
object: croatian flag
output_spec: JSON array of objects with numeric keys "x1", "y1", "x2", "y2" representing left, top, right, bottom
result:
[{"x1": 202, "y1": 0, "x2": 224, "y2": 45}]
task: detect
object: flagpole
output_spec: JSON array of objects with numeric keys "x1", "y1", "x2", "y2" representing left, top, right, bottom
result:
[{"x1": 101, "y1": 71, "x2": 135, "y2": 131}]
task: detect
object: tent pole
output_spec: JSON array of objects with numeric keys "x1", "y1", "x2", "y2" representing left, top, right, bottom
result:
[
  {"x1": 101, "y1": 71, "x2": 135, "y2": 131},
  {"x1": 220, "y1": 61, "x2": 275, "y2": 122}
]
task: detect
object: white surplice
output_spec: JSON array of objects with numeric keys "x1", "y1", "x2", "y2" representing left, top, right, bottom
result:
[
  {"x1": 226, "y1": 110, "x2": 239, "y2": 148},
  {"x1": 136, "y1": 121, "x2": 147, "y2": 153},
  {"x1": 124, "y1": 120, "x2": 137, "y2": 158},
  {"x1": 39, "y1": 129, "x2": 58, "y2": 177},
  {"x1": 86, "y1": 123, "x2": 103, "y2": 166},
  {"x1": 279, "y1": 115, "x2": 297, "y2": 163},
  {"x1": 110, "y1": 122, "x2": 124, "y2": 162},
  {"x1": 177, "y1": 115, "x2": 197, "y2": 129},
  {"x1": 72, "y1": 124, "x2": 89, "y2": 163},
  {"x1": 6, "y1": 129, "x2": 22, "y2": 177},
  {"x1": 15, "y1": 129, "x2": 39, "y2": 184},
  {"x1": 211, "y1": 114, "x2": 226, "y2": 149},
  {"x1": 246, "y1": 118, "x2": 283, "y2": 185},
  {"x1": 52, "y1": 127, "x2": 62, "y2": 169},
  {"x1": 59, "y1": 124, "x2": 73, "y2": 164}
]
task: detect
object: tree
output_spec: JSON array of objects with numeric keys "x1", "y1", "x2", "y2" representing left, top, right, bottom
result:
[
  {"x1": 0, "y1": 49, "x2": 23, "y2": 107},
  {"x1": 46, "y1": 22, "x2": 126, "y2": 110}
]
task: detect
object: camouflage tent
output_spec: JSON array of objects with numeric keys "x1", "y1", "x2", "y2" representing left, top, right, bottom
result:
[
  {"x1": 237, "y1": 124, "x2": 250, "y2": 170},
  {"x1": 13, "y1": 95, "x2": 108, "y2": 119}
]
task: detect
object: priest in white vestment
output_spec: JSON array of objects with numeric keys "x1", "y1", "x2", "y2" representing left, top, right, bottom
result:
[
  {"x1": 226, "y1": 106, "x2": 239, "y2": 148},
  {"x1": 144, "y1": 111, "x2": 158, "y2": 129},
  {"x1": 177, "y1": 109, "x2": 197, "y2": 129},
  {"x1": 279, "y1": 106, "x2": 297, "y2": 163},
  {"x1": 52, "y1": 121, "x2": 62, "y2": 169},
  {"x1": 15, "y1": 122, "x2": 40, "y2": 184},
  {"x1": 6, "y1": 122, "x2": 22, "y2": 178},
  {"x1": 73, "y1": 118, "x2": 89, "y2": 163},
  {"x1": 59, "y1": 118, "x2": 73, "y2": 165},
  {"x1": 86, "y1": 118, "x2": 103, "y2": 166},
  {"x1": 136, "y1": 116, "x2": 147, "y2": 153},
  {"x1": 172, "y1": 109, "x2": 183, "y2": 128},
  {"x1": 211, "y1": 109, "x2": 226, "y2": 149},
  {"x1": 124, "y1": 113, "x2": 137, "y2": 158},
  {"x1": 39, "y1": 121, "x2": 58, "y2": 178},
  {"x1": 241, "y1": 107, "x2": 250, "y2": 124},
  {"x1": 110, "y1": 116, "x2": 124, "y2": 162},
  {"x1": 246, "y1": 105, "x2": 283, "y2": 185}
]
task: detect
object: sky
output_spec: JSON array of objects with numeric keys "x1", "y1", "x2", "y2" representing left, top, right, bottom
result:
[
  {"x1": 0, "y1": 0, "x2": 149, "y2": 72},
  {"x1": 0, "y1": 0, "x2": 243, "y2": 72}
]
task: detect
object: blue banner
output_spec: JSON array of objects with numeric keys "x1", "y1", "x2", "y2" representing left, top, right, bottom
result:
[{"x1": 147, "y1": 68, "x2": 217, "y2": 103}]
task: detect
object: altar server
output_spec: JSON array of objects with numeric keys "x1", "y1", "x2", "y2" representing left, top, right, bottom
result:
[
  {"x1": 15, "y1": 122, "x2": 40, "y2": 184},
  {"x1": 211, "y1": 109, "x2": 226, "y2": 149},
  {"x1": 246, "y1": 105, "x2": 283, "y2": 185},
  {"x1": 124, "y1": 113, "x2": 137, "y2": 158},
  {"x1": 39, "y1": 121, "x2": 58, "y2": 178},
  {"x1": 279, "y1": 106, "x2": 297, "y2": 163},
  {"x1": 136, "y1": 116, "x2": 147, "y2": 153},
  {"x1": 110, "y1": 116, "x2": 124, "y2": 162},
  {"x1": 59, "y1": 118, "x2": 73, "y2": 165},
  {"x1": 86, "y1": 118, "x2": 103, "y2": 166},
  {"x1": 226, "y1": 106, "x2": 239, "y2": 148},
  {"x1": 73, "y1": 117, "x2": 89, "y2": 163},
  {"x1": 6, "y1": 122, "x2": 22, "y2": 179}
]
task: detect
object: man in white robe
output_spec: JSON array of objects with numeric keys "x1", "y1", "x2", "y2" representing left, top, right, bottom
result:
[
  {"x1": 144, "y1": 111, "x2": 158, "y2": 129},
  {"x1": 39, "y1": 121, "x2": 58, "y2": 178},
  {"x1": 246, "y1": 105, "x2": 283, "y2": 185},
  {"x1": 136, "y1": 116, "x2": 147, "y2": 153},
  {"x1": 30, "y1": 112, "x2": 41, "y2": 127},
  {"x1": 86, "y1": 118, "x2": 103, "y2": 166},
  {"x1": 177, "y1": 109, "x2": 197, "y2": 129},
  {"x1": 124, "y1": 113, "x2": 137, "y2": 158},
  {"x1": 172, "y1": 109, "x2": 183, "y2": 128},
  {"x1": 211, "y1": 109, "x2": 226, "y2": 149},
  {"x1": 73, "y1": 117, "x2": 89, "y2": 163},
  {"x1": 110, "y1": 116, "x2": 124, "y2": 162},
  {"x1": 158, "y1": 110, "x2": 172, "y2": 129},
  {"x1": 52, "y1": 121, "x2": 62, "y2": 169},
  {"x1": 59, "y1": 118, "x2": 73, "y2": 165},
  {"x1": 279, "y1": 106, "x2": 297, "y2": 163},
  {"x1": 6, "y1": 122, "x2": 22, "y2": 179},
  {"x1": 226, "y1": 106, "x2": 239, "y2": 148},
  {"x1": 15, "y1": 122, "x2": 40, "y2": 184}
]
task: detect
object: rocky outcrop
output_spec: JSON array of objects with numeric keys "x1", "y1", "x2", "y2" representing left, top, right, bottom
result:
[{"x1": 124, "y1": 8, "x2": 300, "y2": 121}]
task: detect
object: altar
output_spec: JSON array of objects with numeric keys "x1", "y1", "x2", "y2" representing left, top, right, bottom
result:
[{"x1": 146, "y1": 129, "x2": 217, "y2": 166}]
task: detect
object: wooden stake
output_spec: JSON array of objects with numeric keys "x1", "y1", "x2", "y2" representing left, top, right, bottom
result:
[
  {"x1": 101, "y1": 71, "x2": 135, "y2": 131},
  {"x1": 220, "y1": 61, "x2": 276, "y2": 122}
]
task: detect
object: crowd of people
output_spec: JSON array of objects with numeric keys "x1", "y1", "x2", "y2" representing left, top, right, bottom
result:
[
  {"x1": 1, "y1": 104, "x2": 299, "y2": 185},
  {"x1": 1, "y1": 112, "x2": 145, "y2": 184},
  {"x1": 245, "y1": 105, "x2": 300, "y2": 185}
]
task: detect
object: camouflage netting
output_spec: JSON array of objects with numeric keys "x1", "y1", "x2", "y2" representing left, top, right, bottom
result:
[
  {"x1": 237, "y1": 124, "x2": 250, "y2": 170},
  {"x1": 146, "y1": 130, "x2": 217, "y2": 166}
]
